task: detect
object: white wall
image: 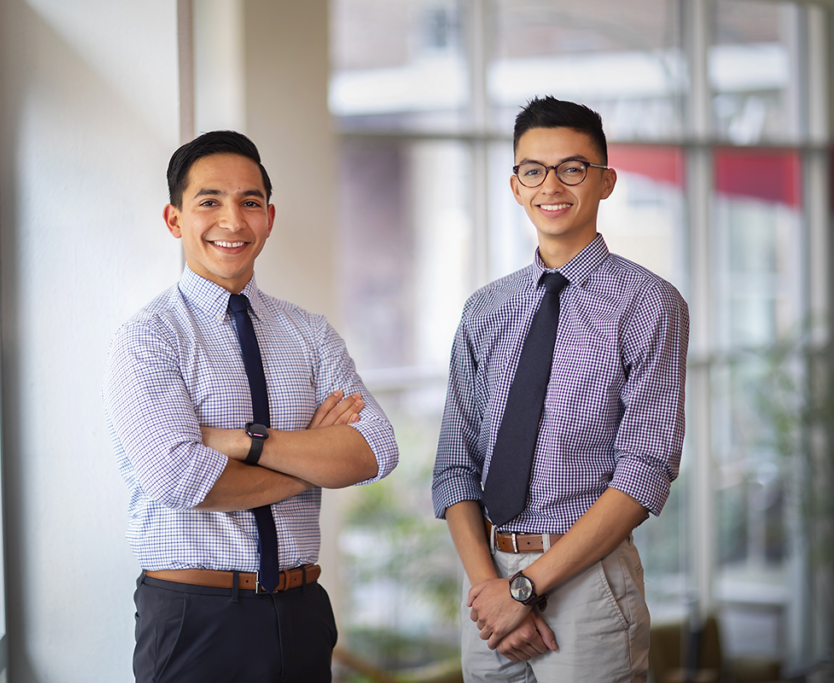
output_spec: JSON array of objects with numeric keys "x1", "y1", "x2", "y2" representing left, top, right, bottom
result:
[
  {"x1": 0, "y1": 1, "x2": 339, "y2": 681},
  {"x1": 0, "y1": 1, "x2": 182, "y2": 681}
]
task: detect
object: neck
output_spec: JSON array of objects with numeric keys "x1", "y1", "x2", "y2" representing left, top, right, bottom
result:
[{"x1": 537, "y1": 231, "x2": 597, "y2": 269}]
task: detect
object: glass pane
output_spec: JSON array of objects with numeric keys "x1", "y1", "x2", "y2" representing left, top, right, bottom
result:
[
  {"x1": 710, "y1": 148, "x2": 802, "y2": 659},
  {"x1": 336, "y1": 385, "x2": 459, "y2": 675},
  {"x1": 488, "y1": 0, "x2": 685, "y2": 140},
  {"x1": 335, "y1": 138, "x2": 473, "y2": 676},
  {"x1": 338, "y1": 138, "x2": 475, "y2": 372},
  {"x1": 602, "y1": 145, "x2": 687, "y2": 292},
  {"x1": 710, "y1": 1, "x2": 802, "y2": 143},
  {"x1": 330, "y1": 0, "x2": 469, "y2": 132},
  {"x1": 712, "y1": 148, "x2": 802, "y2": 350}
]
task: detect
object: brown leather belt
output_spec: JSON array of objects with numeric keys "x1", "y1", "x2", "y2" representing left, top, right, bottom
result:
[
  {"x1": 145, "y1": 564, "x2": 321, "y2": 593},
  {"x1": 485, "y1": 519, "x2": 563, "y2": 553}
]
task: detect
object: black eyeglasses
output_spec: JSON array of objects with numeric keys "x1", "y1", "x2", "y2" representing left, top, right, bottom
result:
[{"x1": 513, "y1": 160, "x2": 609, "y2": 188}]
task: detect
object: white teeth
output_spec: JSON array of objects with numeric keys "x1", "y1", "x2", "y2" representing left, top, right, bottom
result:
[
  {"x1": 540, "y1": 204, "x2": 571, "y2": 210},
  {"x1": 214, "y1": 241, "x2": 245, "y2": 248}
]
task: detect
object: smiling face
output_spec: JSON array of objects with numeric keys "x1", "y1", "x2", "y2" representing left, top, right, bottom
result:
[
  {"x1": 511, "y1": 126, "x2": 616, "y2": 268},
  {"x1": 163, "y1": 153, "x2": 275, "y2": 293}
]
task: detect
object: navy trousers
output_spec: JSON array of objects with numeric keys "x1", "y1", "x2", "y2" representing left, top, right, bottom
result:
[{"x1": 133, "y1": 573, "x2": 338, "y2": 683}]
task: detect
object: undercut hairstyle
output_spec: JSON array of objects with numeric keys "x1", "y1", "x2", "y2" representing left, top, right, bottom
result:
[
  {"x1": 166, "y1": 130, "x2": 273, "y2": 208},
  {"x1": 513, "y1": 96, "x2": 608, "y2": 164}
]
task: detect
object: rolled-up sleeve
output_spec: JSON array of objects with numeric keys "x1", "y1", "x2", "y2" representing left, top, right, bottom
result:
[
  {"x1": 432, "y1": 315, "x2": 485, "y2": 519},
  {"x1": 313, "y1": 317, "x2": 398, "y2": 484},
  {"x1": 611, "y1": 282, "x2": 689, "y2": 516},
  {"x1": 103, "y1": 321, "x2": 228, "y2": 510}
]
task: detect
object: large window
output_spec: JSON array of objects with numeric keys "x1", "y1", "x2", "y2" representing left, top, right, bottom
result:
[{"x1": 330, "y1": 0, "x2": 831, "y2": 676}]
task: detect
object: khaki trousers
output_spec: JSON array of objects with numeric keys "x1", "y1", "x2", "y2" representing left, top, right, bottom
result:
[{"x1": 460, "y1": 535, "x2": 649, "y2": 682}]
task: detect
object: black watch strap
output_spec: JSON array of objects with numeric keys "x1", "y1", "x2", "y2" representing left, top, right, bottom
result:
[{"x1": 245, "y1": 422, "x2": 269, "y2": 465}]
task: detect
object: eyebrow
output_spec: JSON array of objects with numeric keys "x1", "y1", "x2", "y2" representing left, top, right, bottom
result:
[
  {"x1": 193, "y1": 188, "x2": 266, "y2": 200},
  {"x1": 518, "y1": 155, "x2": 592, "y2": 166}
]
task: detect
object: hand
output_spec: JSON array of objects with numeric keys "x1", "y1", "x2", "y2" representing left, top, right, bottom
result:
[
  {"x1": 468, "y1": 578, "x2": 530, "y2": 649},
  {"x1": 495, "y1": 611, "x2": 558, "y2": 662},
  {"x1": 308, "y1": 390, "x2": 364, "y2": 429}
]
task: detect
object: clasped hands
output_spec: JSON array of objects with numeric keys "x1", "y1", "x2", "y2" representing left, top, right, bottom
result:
[
  {"x1": 200, "y1": 389, "x2": 364, "y2": 458},
  {"x1": 468, "y1": 577, "x2": 558, "y2": 663}
]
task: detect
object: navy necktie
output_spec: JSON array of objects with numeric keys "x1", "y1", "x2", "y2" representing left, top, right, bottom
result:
[
  {"x1": 228, "y1": 293, "x2": 280, "y2": 592},
  {"x1": 482, "y1": 272, "x2": 569, "y2": 528}
]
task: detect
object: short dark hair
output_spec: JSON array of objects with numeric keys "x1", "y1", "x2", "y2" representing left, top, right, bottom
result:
[
  {"x1": 513, "y1": 97, "x2": 608, "y2": 164},
  {"x1": 166, "y1": 130, "x2": 273, "y2": 208}
]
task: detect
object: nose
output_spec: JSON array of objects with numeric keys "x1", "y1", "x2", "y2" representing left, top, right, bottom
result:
[
  {"x1": 218, "y1": 202, "x2": 246, "y2": 230},
  {"x1": 540, "y1": 167, "x2": 565, "y2": 193}
]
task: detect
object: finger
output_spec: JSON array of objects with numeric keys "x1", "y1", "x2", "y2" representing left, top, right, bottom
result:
[
  {"x1": 500, "y1": 647, "x2": 529, "y2": 662},
  {"x1": 497, "y1": 647, "x2": 520, "y2": 663},
  {"x1": 523, "y1": 635, "x2": 547, "y2": 656},
  {"x1": 532, "y1": 611, "x2": 559, "y2": 652},
  {"x1": 467, "y1": 584, "x2": 484, "y2": 607},
  {"x1": 487, "y1": 632, "x2": 502, "y2": 650},
  {"x1": 308, "y1": 391, "x2": 343, "y2": 429},
  {"x1": 324, "y1": 394, "x2": 363, "y2": 426},
  {"x1": 333, "y1": 397, "x2": 364, "y2": 425}
]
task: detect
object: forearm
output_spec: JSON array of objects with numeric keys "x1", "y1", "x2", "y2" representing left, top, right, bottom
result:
[
  {"x1": 524, "y1": 487, "x2": 648, "y2": 594},
  {"x1": 446, "y1": 500, "x2": 498, "y2": 585},
  {"x1": 212, "y1": 425, "x2": 379, "y2": 488},
  {"x1": 262, "y1": 425, "x2": 378, "y2": 487},
  {"x1": 194, "y1": 458, "x2": 313, "y2": 511}
]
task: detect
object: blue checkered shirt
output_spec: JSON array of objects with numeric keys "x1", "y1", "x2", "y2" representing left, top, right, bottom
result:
[
  {"x1": 104, "y1": 266, "x2": 398, "y2": 571},
  {"x1": 432, "y1": 235, "x2": 688, "y2": 532}
]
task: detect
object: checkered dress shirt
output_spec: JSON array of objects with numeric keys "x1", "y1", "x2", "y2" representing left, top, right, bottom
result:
[
  {"x1": 104, "y1": 266, "x2": 398, "y2": 571},
  {"x1": 432, "y1": 234, "x2": 688, "y2": 532}
]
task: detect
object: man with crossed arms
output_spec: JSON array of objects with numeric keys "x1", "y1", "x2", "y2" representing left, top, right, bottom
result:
[
  {"x1": 104, "y1": 131, "x2": 398, "y2": 682},
  {"x1": 432, "y1": 97, "x2": 688, "y2": 680}
]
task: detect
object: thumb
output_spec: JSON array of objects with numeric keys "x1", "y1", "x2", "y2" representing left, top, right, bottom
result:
[{"x1": 532, "y1": 611, "x2": 559, "y2": 652}]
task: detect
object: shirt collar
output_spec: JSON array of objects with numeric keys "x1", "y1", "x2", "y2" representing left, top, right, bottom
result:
[
  {"x1": 178, "y1": 265, "x2": 265, "y2": 321},
  {"x1": 532, "y1": 233, "x2": 610, "y2": 288}
]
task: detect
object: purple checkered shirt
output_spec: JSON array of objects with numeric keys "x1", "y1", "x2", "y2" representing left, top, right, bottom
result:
[
  {"x1": 432, "y1": 234, "x2": 688, "y2": 533},
  {"x1": 104, "y1": 266, "x2": 398, "y2": 571}
]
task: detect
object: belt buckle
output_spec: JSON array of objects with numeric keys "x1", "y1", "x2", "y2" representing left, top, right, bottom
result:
[
  {"x1": 254, "y1": 571, "x2": 266, "y2": 594},
  {"x1": 511, "y1": 532, "x2": 519, "y2": 553}
]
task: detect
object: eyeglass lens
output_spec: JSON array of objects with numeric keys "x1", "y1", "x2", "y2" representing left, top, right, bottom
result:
[{"x1": 515, "y1": 161, "x2": 588, "y2": 188}]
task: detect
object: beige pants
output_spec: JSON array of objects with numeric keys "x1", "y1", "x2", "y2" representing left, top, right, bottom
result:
[{"x1": 460, "y1": 535, "x2": 649, "y2": 682}]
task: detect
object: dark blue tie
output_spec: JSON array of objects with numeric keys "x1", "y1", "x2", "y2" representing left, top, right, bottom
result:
[
  {"x1": 229, "y1": 293, "x2": 281, "y2": 592},
  {"x1": 482, "y1": 272, "x2": 569, "y2": 528}
]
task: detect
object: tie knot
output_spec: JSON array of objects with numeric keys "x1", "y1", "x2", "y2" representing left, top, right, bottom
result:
[
  {"x1": 541, "y1": 272, "x2": 568, "y2": 295},
  {"x1": 229, "y1": 293, "x2": 250, "y2": 314}
]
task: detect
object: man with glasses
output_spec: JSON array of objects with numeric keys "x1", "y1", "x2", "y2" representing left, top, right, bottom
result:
[
  {"x1": 103, "y1": 131, "x2": 398, "y2": 682},
  {"x1": 432, "y1": 97, "x2": 688, "y2": 680}
]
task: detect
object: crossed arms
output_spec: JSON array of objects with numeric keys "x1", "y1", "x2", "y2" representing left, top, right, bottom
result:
[{"x1": 197, "y1": 390, "x2": 378, "y2": 511}]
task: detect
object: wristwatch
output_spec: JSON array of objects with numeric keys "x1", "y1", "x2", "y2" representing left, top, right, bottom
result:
[
  {"x1": 509, "y1": 571, "x2": 546, "y2": 610},
  {"x1": 244, "y1": 422, "x2": 269, "y2": 465}
]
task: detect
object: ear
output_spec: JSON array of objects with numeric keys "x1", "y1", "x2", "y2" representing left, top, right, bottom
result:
[
  {"x1": 510, "y1": 175, "x2": 524, "y2": 206},
  {"x1": 266, "y1": 204, "x2": 276, "y2": 236},
  {"x1": 600, "y1": 168, "x2": 617, "y2": 200},
  {"x1": 163, "y1": 204, "x2": 182, "y2": 238}
]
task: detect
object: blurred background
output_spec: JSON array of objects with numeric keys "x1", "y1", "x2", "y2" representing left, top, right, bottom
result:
[{"x1": 1, "y1": 1, "x2": 833, "y2": 682}]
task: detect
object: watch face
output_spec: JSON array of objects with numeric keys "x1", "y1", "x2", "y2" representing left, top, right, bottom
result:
[
  {"x1": 510, "y1": 575, "x2": 533, "y2": 603},
  {"x1": 246, "y1": 422, "x2": 269, "y2": 439}
]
